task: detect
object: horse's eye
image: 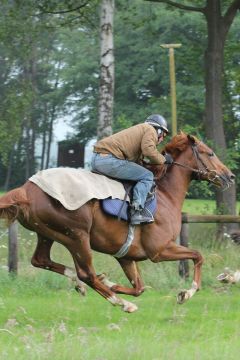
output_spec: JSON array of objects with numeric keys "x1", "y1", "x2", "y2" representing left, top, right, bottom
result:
[{"x1": 208, "y1": 152, "x2": 215, "y2": 157}]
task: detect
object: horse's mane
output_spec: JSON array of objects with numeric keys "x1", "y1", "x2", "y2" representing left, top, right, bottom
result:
[
  {"x1": 144, "y1": 132, "x2": 199, "y2": 179},
  {"x1": 163, "y1": 131, "x2": 198, "y2": 155}
]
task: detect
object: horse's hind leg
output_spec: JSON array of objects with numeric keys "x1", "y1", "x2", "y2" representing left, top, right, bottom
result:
[
  {"x1": 31, "y1": 234, "x2": 86, "y2": 295},
  {"x1": 69, "y1": 231, "x2": 138, "y2": 312},
  {"x1": 99, "y1": 259, "x2": 145, "y2": 297}
]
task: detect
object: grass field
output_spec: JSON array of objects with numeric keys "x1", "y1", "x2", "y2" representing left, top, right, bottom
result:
[
  {"x1": 0, "y1": 198, "x2": 240, "y2": 359},
  {"x1": 0, "y1": 270, "x2": 240, "y2": 360},
  {"x1": 183, "y1": 198, "x2": 240, "y2": 214}
]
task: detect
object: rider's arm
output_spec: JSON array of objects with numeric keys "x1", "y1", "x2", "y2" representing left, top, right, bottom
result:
[{"x1": 141, "y1": 128, "x2": 166, "y2": 164}]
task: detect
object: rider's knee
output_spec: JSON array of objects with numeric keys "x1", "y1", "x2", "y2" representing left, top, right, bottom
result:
[{"x1": 145, "y1": 170, "x2": 154, "y2": 182}]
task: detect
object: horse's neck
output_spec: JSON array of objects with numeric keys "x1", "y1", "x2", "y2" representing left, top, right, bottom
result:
[{"x1": 156, "y1": 150, "x2": 193, "y2": 210}]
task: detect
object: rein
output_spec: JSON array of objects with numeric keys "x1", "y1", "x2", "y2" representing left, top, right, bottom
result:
[{"x1": 173, "y1": 144, "x2": 218, "y2": 182}]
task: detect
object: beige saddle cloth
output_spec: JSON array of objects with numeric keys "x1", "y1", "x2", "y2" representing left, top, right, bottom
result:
[{"x1": 29, "y1": 167, "x2": 128, "y2": 210}]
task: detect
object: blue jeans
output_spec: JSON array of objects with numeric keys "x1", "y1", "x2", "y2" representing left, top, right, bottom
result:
[{"x1": 91, "y1": 153, "x2": 154, "y2": 209}]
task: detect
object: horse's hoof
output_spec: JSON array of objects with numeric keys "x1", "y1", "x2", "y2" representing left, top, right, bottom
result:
[
  {"x1": 122, "y1": 302, "x2": 138, "y2": 313},
  {"x1": 177, "y1": 290, "x2": 189, "y2": 304},
  {"x1": 75, "y1": 285, "x2": 87, "y2": 296},
  {"x1": 216, "y1": 273, "x2": 235, "y2": 284}
]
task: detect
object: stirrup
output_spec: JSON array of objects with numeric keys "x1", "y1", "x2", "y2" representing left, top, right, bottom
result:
[{"x1": 130, "y1": 208, "x2": 154, "y2": 225}]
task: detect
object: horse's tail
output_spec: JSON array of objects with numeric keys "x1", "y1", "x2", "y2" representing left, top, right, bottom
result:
[{"x1": 0, "y1": 187, "x2": 30, "y2": 223}]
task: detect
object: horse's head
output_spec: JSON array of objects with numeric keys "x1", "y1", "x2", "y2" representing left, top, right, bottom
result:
[{"x1": 164, "y1": 132, "x2": 235, "y2": 189}]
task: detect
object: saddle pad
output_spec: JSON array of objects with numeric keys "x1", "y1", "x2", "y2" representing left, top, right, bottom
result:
[
  {"x1": 29, "y1": 167, "x2": 129, "y2": 210},
  {"x1": 101, "y1": 196, "x2": 157, "y2": 221}
]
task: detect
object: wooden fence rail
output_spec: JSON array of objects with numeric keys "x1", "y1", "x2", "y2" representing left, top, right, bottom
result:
[
  {"x1": 4, "y1": 215, "x2": 240, "y2": 276},
  {"x1": 179, "y1": 213, "x2": 240, "y2": 279},
  {"x1": 182, "y1": 214, "x2": 240, "y2": 224}
]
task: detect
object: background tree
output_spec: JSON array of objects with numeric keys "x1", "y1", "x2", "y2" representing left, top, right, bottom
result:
[
  {"x1": 145, "y1": 0, "x2": 240, "y2": 231},
  {"x1": 98, "y1": 0, "x2": 115, "y2": 139},
  {"x1": 0, "y1": 0, "x2": 239, "y2": 215},
  {"x1": 0, "y1": 0, "x2": 100, "y2": 188}
]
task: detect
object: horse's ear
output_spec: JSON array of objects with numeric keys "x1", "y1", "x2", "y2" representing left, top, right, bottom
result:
[{"x1": 187, "y1": 134, "x2": 197, "y2": 145}]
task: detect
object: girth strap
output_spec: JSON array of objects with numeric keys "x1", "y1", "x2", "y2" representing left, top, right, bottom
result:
[{"x1": 114, "y1": 225, "x2": 136, "y2": 258}]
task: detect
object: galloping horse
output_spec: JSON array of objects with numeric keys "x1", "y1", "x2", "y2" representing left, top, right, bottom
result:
[{"x1": 0, "y1": 133, "x2": 234, "y2": 312}]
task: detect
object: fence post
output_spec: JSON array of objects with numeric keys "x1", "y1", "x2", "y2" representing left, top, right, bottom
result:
[
  {"x1": 179, "y1": 214, "x2": 189, "y2": 278},
  {"x1": 8, "y1": 221, "x2": 18, "y2": 274}
]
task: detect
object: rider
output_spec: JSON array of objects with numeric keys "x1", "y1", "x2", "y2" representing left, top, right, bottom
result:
[{"x1": 91, "y1": 114, "x2": 173, "y2": 225}]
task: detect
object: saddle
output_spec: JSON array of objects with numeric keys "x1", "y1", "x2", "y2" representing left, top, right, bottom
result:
[{"x1": 100, "y1": 178, "x2": 157, "y2": 222}]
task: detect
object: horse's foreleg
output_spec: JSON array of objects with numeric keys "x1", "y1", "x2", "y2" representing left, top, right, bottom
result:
[
  {"x1": 155, "y1": 242, "x2": 203, "y2": 304},
  {"x1": 31, "y1": 234, "x2": 86, "y2": 295},
  {"x1": 69, "y1": 233, "x2": 138, "y2": 313},
  {"x1": 99, "y1": 259, "x2": 145, "y2": 297}
]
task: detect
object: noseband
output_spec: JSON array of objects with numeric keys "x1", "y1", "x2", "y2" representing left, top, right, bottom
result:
[{"x1": 173, "y1": 143, "x2": 219, "y2": 183}]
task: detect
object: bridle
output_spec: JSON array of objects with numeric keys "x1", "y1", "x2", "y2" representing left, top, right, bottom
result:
[{"x1": 173, "y1": 142, "x2": 219, "y2": 183}]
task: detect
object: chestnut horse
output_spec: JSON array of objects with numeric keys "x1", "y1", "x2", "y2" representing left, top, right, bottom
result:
[{"x1": 0, "y1": 133, "x2": 234, "y2": 312}]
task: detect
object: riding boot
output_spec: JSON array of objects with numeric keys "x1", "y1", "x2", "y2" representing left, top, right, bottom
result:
[{"x1": 130, "y1": 207, "x2": 154, "y2": 225}]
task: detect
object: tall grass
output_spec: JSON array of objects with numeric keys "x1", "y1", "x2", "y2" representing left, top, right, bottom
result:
[
  {"x1": 0, "y1": 199, "x2": 240, "y2": 359},
  {"x1": 1, "y1": 269, "x2": 240, "y2": 360}
]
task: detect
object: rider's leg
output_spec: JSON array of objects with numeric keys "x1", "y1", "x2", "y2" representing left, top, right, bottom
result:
[{"x1": 91, "y1": 153, "x2": 154, "y2": 209}]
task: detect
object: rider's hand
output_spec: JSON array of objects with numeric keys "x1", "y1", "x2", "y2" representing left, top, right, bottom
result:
[{"x1": 164, "y1": 153, "x2": 174, "y2": 165}]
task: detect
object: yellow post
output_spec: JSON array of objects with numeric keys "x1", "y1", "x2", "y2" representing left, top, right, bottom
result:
[{"x1": 160, "y1": 44, "x2": 182, "y2": 136}]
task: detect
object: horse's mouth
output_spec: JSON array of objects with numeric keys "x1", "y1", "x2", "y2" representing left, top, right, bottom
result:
[{"x1": 211, "y1": 172, "x2": 235, "y2": 190}]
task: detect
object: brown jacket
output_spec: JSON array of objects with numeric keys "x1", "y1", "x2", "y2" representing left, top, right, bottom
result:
[{"x1": 94, "y1": 123, "x2": 166, "y2": 164}]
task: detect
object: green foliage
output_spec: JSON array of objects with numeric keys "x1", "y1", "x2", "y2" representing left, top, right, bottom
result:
[
  {"x1": 113, "y1": 114, "x2": 134, "y2": 132},
  {"x1": 58, "y1": 28, "x2": 100, "y2": 143},
  {"x1": 0, "y1": 0, "x2": 239, "y2": 198},
  {"x1": 113, "y1": 1, "x2": 207, "y2": 131},
  {"x1": 36, "y1": 0, "x2": 100, "y2": 28},
  {"x1": 0, "y1": 0, "x2": 102, "y2": 187},
  {"x1": 187, "y1": 181, "x2": 215, "y2": 200},
  {"x1": 56, "y1": 1, "x2": 209, "y2": 142}
]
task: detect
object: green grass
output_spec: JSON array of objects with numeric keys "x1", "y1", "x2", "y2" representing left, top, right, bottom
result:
[
  {"x1": 0, "y1": 270, "x2": 240, "y2": 360},
  {"x1": 183, "y1": 198, "x2": 240, "y2": 214},
  {"x1": 1, "y1": 238, "x2": 240, "y2": 360},
  {"x1": 183, "y1": 198, "x2": 217, "y2": 214},
  {"x1": 1, "y1": 199, "x2": 240, "y2": 359}
]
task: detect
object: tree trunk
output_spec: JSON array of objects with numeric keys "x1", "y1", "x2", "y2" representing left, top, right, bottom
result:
[
  {"x1": 45, "y1": 105, "x2": 56, "y2": 169},
  {"x1": 3, "y1": 148, "x2": 14, "y2": 191},
  {"x1": 15, "y1": 126, "x2": 24, "y2": 171},
  {"x1": 204, "y1": 0, "x2": 237, "y2": 235},
  {"x1": 41, "y1": 124, "x2": 47, "y2": 170},
  {"x1": 25, "y1": 124, "x2": 31, "y2": 180},
  {"x1": 204, "y1": 2, "x2": 225, "y2": 152},
  {"x1": 98, "y1": 0, "x2": 115, "y2": 140},
  {"x1": 30, "y1": 123, "x2": 36, "y2": 175}
]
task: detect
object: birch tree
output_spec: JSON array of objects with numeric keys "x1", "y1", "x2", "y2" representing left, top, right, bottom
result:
[{"x1": 98, "y1": 0, "x2": 115, "y2": 139}]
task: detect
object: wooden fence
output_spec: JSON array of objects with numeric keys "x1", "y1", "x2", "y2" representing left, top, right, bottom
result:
[
  {"x1": 179, "y1": 213, "x2": 240, "y2": 278},
  {"x1": 4, "y1": 215, "x2": 240, "y2": 276},
  {"x1": 7, "y1": 221, "x2": 18, "y2": 273}
]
